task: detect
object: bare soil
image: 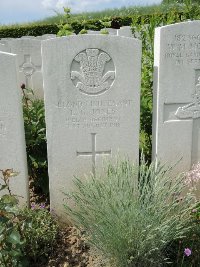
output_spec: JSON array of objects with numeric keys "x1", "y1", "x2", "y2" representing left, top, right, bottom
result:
[{"x1": 29, "y1": 181, "x2": 109, "y2": 267}]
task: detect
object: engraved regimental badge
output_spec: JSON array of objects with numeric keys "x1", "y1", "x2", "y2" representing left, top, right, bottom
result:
[
  {"x1": 71, "y1": 48, "x2": 115, "y2": 95},
  {"x1": 175, "y1": 76, "x2": 200, "y2": 119}
]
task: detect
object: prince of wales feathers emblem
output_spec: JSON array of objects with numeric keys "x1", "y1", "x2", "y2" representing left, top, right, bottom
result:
[{"x1": 71, "y1": 49, "x2": 115, "y2": 95}]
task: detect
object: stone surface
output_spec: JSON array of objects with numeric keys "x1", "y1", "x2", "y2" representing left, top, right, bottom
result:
[
  {"x1": 117, "y1": 26, "x2": 133, "y2": 37},
  {"x1": 87, "y1": 30, "x2": 100, "y2": 34},
  {"x1": 8, "y1": 38, "x2": 43, "y2": 98},
  {"x1": 42, "y1": 35, "x2": 141, "y2": 217},
  {"x1": 0, "y1": 39, "x2": 11, "y2": 52},
  {"x1": 0, "y1": 38, "x2": 13, "y2": 45},
  {"x1": 0, "y1": 43, "x2": 9, "y2": 52},
  {"x1": 106, "y1": 28, "x2": 117, "y2": 35},
  {"x1": 21, "y1": 36, "x2": 36, "y2": 39},
  {"x1": 37, "y1": 34, "x2": 57, "y2": 40},
  {"x1": 87, "y1": 29, "x2": 117, "y2": 35},
  {"x1": 153, "y1": 21, "x2": 200, "y2": 176},
  {"x1": 0, "y1": 52, "x2": 29, "y2": 205}
]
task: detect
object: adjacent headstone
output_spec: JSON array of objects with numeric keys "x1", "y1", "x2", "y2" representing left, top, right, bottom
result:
[
  {"x1": 153, "y1": 21, "x2": 200, "y2": 175},
  {"x1": 37, "y1": 34, "x2": 56, "y2": 40},
  {"x1": 0, "y1": 38, "x2": 13, "y2": 45},
  {"x1": 21, "y1": 36, "x2": 36, "y2": 39},
  {"x1": 117, "y1": 26, "x2": 133, "y2": 37},
  {"x1": 87, "y1": 29, "x2": 117, "y2": 35},
  {"x1": 0, "y1": 43, "x2": 9, "y2": 52},
  {"x1": 42, "y1": 35, "x2": 141, "y2": 217},
  {"x1": 106, "y1": 28, "x2": 117, "y2": 35},
  {"x1": 87, "y1": 30, "x2": 100, "y2": 34},
  {"x1": 8, "y1": 38, "x2": 43, "y2": 99},
  {"x1": 0, "y1": 39, "x2": 11, "y2": 52},
  {"x1": 0, "y1": 52, "x2": 29, "y2": 205}
]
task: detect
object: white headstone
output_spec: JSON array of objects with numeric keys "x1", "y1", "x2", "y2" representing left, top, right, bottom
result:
[
  {"x1": 42, "y1": 35, "x2": 141, "y2": 217},
  {"x1": 0, "y1": 43, "x2": 9, "y2": 52},
  {"x1": 0, "y1": 52, "x2": 29, "y2": 205},
  {"x1": 8, "y1": 38, "x2": 43, "y2": 99},
  {"x1": 21, "y1": 36, "x2": 36, "y2": 39},
  {"x1": 87, "y1": 29, "x2": 117, "y2": 35},
  {"x1": 37, "y1": 34, "x2": 56, "y2": 40},
  {"x1": 106, "y1": 28, "x2": 117, "y2": 35},
  {"x1": 0, "y1": 38, "x2": 13, "y2": 45},
  {"x1": 0, "y1": 39, "x2": 11, "y2": 52},
  {"x1": 87, "y1": 30, "x2": 100, "y2": 34},
  {"x1": 117, "y1": 26, "x2": 133, "y2": 37},
  {"x1": 153, "y1": 21, "x2": 200, "y2": 175}
]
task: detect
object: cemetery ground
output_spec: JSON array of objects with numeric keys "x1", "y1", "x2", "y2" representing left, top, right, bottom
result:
[{"x1": 2, "y1": 151, "x2": 200, "y2": 267}]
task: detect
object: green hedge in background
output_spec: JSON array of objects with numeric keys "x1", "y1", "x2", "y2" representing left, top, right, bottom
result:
[
  {"x1": 0, "y1": 24, "x2": 59, "y2": 39},
  {"x1": 0, "y1": 12, "x2": 188, "y2": 39}
]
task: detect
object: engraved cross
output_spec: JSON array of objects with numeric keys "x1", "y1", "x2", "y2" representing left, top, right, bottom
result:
[
  {"x1": 76, "y1": 133, "x2": 111, "y2": 176},
  {"x1": 19, "y1": 54, "x2": 41, "y2": 88}
]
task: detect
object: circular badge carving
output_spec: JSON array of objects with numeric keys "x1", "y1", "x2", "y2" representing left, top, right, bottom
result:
[{"x1": 70, "y1": 48, "x2": 115, "y2": 95}]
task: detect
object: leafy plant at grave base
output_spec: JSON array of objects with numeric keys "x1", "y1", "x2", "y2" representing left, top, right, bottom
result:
[
  {"x1": 64, "y1": 157, "x2": 198, "y2": 267},
  {"x1": 100, "y1": 28, "x2": 109, "y2": 34},
  {"x1": 79, "y1": 28, "x2": 88, "y2": 34},
  {"x1": 21, "y1": 84, "x2": 48, "y2": 195},
  {"x1": 20, "y1": 205, "x2": 59, "y2": 264},
  {"x1": 0, "y1": 169, "x2": 27, "y2": 267},
  {"x1": 0, "y1": 168, "x2": 59, "y2": 266}
]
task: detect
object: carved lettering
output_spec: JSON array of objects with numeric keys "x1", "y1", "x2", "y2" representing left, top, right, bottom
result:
[{"x1": 164, "y1": 34, "x2": 200, "y2": 65}]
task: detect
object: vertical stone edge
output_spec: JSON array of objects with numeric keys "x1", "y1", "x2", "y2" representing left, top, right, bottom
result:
[{"x1": 152, "y1": 27, "x2": 161, "y2": 163}]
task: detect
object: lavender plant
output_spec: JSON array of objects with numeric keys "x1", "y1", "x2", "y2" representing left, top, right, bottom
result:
[{"x1": 64, "y1": 158, "x2": 197, "y2": 267}]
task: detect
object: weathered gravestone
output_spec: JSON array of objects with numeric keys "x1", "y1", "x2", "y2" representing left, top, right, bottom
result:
[
  {"x1": 42, "y1": 35, "x2": 141, "y2": 217},
  {"x1": 153, "y1": 21, "x2": 200, "y2": 176},
  {"x1": 0, "y1": 52, "x2": 29, "y2": 205},
  {"x1": 8, "y1": 38, "x2": 44, "y2": 99}
]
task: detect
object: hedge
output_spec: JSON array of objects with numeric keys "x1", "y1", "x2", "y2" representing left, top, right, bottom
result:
[{"x1": 0, "y1": 12, "x2": 187, "y2": 39}]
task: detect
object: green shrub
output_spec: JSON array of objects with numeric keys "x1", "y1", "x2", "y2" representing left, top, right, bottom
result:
[
  {"x1": 79, "y1": 29, "x2": 88, "y2": 34},
  {"x1": 20, "y1": 205, "x2": 58, "y2": 264},
  {"x1": 0, "y1": 169, "x2": 59, "y2": 266},
  {"x1": 0, "y1": 24, "x2": 59, "y2": 39},
  {"x1": 57, "y1": 7, "x2": 74, "y2": 36},
  {"x1": 64, "y1": 158, "x2": 197, "y2": 267},
  {"x1": 100, "y1": 28, "x2": 109, "y2": 34},
  {"x1": 22, "y1": 85, "x2": 48, "y2": 195},
  {"x1": 0, "y1": 169, "x2": 26, "y2": 267}
]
